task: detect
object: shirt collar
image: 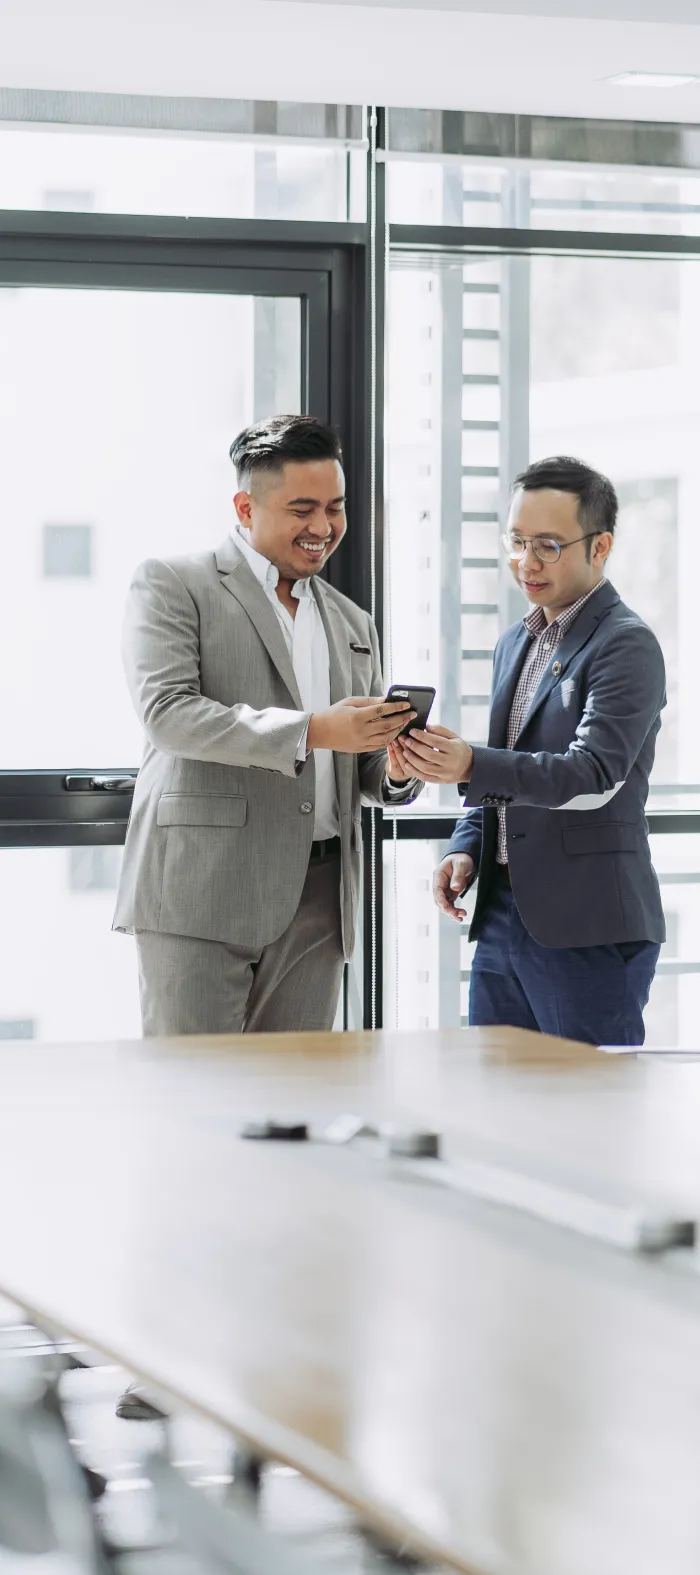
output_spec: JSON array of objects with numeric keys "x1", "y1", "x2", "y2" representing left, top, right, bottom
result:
[
  {"x1": 233, "y1": 527, "x2": 310, "y2": 600},
  {"x1": 523, "y1": 577, "x2": 606, "y2": 638}
]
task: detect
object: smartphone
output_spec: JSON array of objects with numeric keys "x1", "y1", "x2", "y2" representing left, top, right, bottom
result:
[{"x1": 385, "y1": 684, "x2": 436, "y2": 737}]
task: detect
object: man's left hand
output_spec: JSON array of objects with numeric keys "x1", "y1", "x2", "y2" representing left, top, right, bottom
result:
[
  {"x1": 385, "y1": 737, "x2": 415, "y2": 783},
  {"x1": 400, "y1": 725, "x2": 473, "y2": 784}
]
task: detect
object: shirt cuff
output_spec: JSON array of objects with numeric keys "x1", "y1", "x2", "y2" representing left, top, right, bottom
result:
[
  {"x1": 296, "y1": 721, "x2": 310, "y2": 763},
  {"x1": 383, "y1": 775, "x2": 421, "y2": 799}
]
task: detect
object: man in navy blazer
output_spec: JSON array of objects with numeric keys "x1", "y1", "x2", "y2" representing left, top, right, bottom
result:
[{"x1": 395, "y1": 456, "x2": 666, "y2": 1047}]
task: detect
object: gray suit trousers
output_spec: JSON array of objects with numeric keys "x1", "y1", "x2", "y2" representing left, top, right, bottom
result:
[{"x1": 136, "y1": 855, "x2": 344, "y2": 1036}]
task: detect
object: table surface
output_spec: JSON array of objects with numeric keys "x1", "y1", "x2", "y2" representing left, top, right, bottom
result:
[{"x1": 3, "y1": 1026, "x2": 700, "y2": 1575}]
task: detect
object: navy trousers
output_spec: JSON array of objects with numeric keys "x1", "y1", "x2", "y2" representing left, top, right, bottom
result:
[{"x1": 469, "y1": 878, "x2": 660, "y2": 1046}]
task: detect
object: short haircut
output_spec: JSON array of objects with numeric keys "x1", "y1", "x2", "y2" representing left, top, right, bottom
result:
[
  {"x1": 513, "y1": 456, "x2": 617, "y2": 556},
  {"x1": 229, "y1": 415, "x2": 343, "y2": 488}
]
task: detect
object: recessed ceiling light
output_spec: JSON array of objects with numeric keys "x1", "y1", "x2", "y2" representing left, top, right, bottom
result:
[{"x1": 605, "y1": 71, "x2": 700, "y2": 87}]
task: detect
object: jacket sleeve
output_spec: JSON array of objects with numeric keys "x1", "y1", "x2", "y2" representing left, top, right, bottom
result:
[
  {"x1": 123, "y1": 559, "x2": 310, "y2": 776},
  {"x1": 444, "y1": 806, "x2": 484, "y2": 867},
  {"x1": 357, "y1": 615, "x2": 425, "y2": 808},
  {"x1": 444, "y1": 633, "x2": 504, "y2": 866},
  {"x1": 464, "y1": 623, "x2": 666, "y2": 811}
]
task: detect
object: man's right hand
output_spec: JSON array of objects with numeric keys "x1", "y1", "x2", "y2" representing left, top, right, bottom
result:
[
  {"x1": 433, "y1": 854, "x2": 475, "y2": 922},
  {"x1": 307, "y1": 697, "x2": 416, "y2": 755}
]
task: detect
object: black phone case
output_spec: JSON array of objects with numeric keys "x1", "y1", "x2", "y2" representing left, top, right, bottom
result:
[{"x1": 387, "y1": 685, "x2": 435, "y2": 737}]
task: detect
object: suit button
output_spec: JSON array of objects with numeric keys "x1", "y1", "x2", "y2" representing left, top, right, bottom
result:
[{"x1": 300, "y1": 801, "x2": 313, "y2": 815}]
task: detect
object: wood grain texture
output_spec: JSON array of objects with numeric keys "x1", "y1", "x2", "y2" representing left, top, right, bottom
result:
[{"x1": 1, "y1": 1026, "x2": 700, "y2": 1574}]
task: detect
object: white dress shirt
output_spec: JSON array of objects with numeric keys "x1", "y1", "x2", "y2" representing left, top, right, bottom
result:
[{"x1": 234, "y1": 528, "x2": 340, "y2": 840}]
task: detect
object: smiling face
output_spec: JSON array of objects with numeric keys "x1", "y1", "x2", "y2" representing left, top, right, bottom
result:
[
  {"x1": 506, "y1": 486, "x2": 612, "y2": 620},
  {"x1": 234, "y1": 458, "x2": 346, "y2": 581}
]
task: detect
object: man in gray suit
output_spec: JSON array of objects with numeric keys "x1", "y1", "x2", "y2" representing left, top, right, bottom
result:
[{"x1": 114, "y1": 415, "x2": 421, "y2": 1036}]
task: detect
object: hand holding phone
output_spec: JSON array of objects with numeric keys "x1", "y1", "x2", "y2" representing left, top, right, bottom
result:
[
  {"x1": 307, "y1": 695, "x2": 415, "y2": 754},
  {"x1": 385, "y1": 684, "x2": 436, "y2": 737}
]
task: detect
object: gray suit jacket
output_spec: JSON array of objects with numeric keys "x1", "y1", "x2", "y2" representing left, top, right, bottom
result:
[
  {"x1": 446, "y1": 580, "x2": 666, "y2": 948},
  {"x1": 114, "y1": 537, "x2": 419, "y2": 957}
]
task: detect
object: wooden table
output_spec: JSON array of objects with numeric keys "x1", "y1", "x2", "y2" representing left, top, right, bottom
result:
[{"x1": 2, "y1": 1027, "x2": 700, "y2": 1574}]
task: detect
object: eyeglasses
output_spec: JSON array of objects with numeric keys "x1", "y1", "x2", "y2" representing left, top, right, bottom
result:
[{"x1": 501, "y1": 531, "x2": 600, "y2": 565}]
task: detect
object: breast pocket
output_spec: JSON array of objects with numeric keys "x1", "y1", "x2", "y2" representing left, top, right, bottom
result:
[{"x1": 350, "y1": 644, "x2": 373, "y2": 695}]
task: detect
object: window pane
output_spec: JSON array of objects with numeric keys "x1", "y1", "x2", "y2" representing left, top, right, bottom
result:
[
  {"x1": 0, "y1": 850, "x2": 140, "y2": 1040},
  {"x1": 530, "y1": 168, "x2": 700, "y2": 236},
  {"x1": 0, "y1": 126, "x2": 364, "y2": 221},
  {"x1": 383, "y1": 833, "x2": 700, "y2": 1047},
  {"x1": 387, "y1": 158, "x2": 700, "y2": 234},
  {"x1": 0, "y1": 287, "x2": 301, "y2": 767},
  {"x1": 386, "y1": 242, "x2": 700, "y2": 1042},
  {"x1": 387, "y1": 248, "x2": 699, "y2": 793},
  {"x1": 383, "y1": 838, "x2": 471, "y2": 1031},
  {"x1": 68, "y1": 847, "x2": 122, "y2": 892},
  {"x1": 388, "y1": 162, "x2": 506, "y2": 226},
  {"x1": 528, "y1": 253, "x2": 691, "y2": 788}
]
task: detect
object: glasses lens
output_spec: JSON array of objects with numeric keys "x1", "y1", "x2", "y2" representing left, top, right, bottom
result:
[
  {"x1": 502, "y1": 534, "x2": 562, "y2": 562},
  {"x1": 533, "y1": 538, "x2": 561, "y2": 564}
]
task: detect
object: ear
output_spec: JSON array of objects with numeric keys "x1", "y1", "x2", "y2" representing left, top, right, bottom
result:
[
  {"x1": 593, "y1": 531, "x2": 613, "y2": 565},
  {"x1": 234, "y1": 490, "x2": 253, "y2": 527}
]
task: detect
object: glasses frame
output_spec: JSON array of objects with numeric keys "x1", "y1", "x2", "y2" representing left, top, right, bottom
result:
[{"x1": 501, "y1": 530, "x2": 602, "y2": 564}]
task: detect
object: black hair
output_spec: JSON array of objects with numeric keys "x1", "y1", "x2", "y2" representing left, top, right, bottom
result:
[
  {"x1": 513, "y1": 456, "x2": 617, "y2": 559},
  {"x1": 229, "y1": 415, "x2": 343, "y2": 487}
]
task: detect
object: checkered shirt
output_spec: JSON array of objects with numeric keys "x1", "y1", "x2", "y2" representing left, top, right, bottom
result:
[{"x1": 496, "y1": 580, "x2": 606, "y2": 864}]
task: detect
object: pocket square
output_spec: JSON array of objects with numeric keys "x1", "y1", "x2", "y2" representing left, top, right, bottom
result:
[{"x1": 350, "y1": 643, "x2": 372, "y2": 655}]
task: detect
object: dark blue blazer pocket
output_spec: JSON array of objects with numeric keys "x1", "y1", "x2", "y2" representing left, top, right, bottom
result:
[{"x1": 563, "y1": 822, "x2": 638, "y2": 856}]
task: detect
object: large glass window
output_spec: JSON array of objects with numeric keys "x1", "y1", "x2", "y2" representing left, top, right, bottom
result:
[
  {"x1": 385, "y1": 224, "x2": 700, "y2": 1040},
  {"x1": 4, "y1": 99, "x2": 700, "y2": 1042},
  {"x1": 0, "y1": 227, "x2": 345, "y2": 1041},
  {"x1": 386, "y1": 245, "x2": 700, "y2": 796},
  {"x1": 0, "y1": 286, "x2": 300, "y2": 768}
]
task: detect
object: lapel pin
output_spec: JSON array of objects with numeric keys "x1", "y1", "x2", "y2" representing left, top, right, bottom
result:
[{"x1": 552, "y1": 660, "x2": 562, "y2": 677}]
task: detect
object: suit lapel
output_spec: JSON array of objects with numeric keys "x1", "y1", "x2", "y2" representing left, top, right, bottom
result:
[
  {"x1": 214, "y1": 539, "x2": 303, "y2": 710},
  {"x1": 513, "y1": 580, "x2": 620, "y2": 744},
  {"x1": 489, "y1": 624, "x2": 530, "y2": 745}
]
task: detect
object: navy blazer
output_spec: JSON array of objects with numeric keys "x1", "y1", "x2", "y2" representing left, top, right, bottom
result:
[{"x1": 446, "y1": 580, "x2": 666, "y2": 948}]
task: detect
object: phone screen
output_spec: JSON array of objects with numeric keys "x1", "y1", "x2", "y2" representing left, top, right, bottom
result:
[{"x1": 386, "y1": 684, "x2": 436, "y2": 737}]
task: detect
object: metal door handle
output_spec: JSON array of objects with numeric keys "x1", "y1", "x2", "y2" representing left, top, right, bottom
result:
[{"x1": 64, "y1": 775, "x2": 137, "y2": 792}]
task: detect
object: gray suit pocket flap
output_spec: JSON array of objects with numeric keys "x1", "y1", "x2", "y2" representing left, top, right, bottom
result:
[
  {"x1": 157, "y1": 793, "x2": 247, "y2": 828},
  {"x1": 563, "y1": 822, "x2": 638, "y2": 856}
]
